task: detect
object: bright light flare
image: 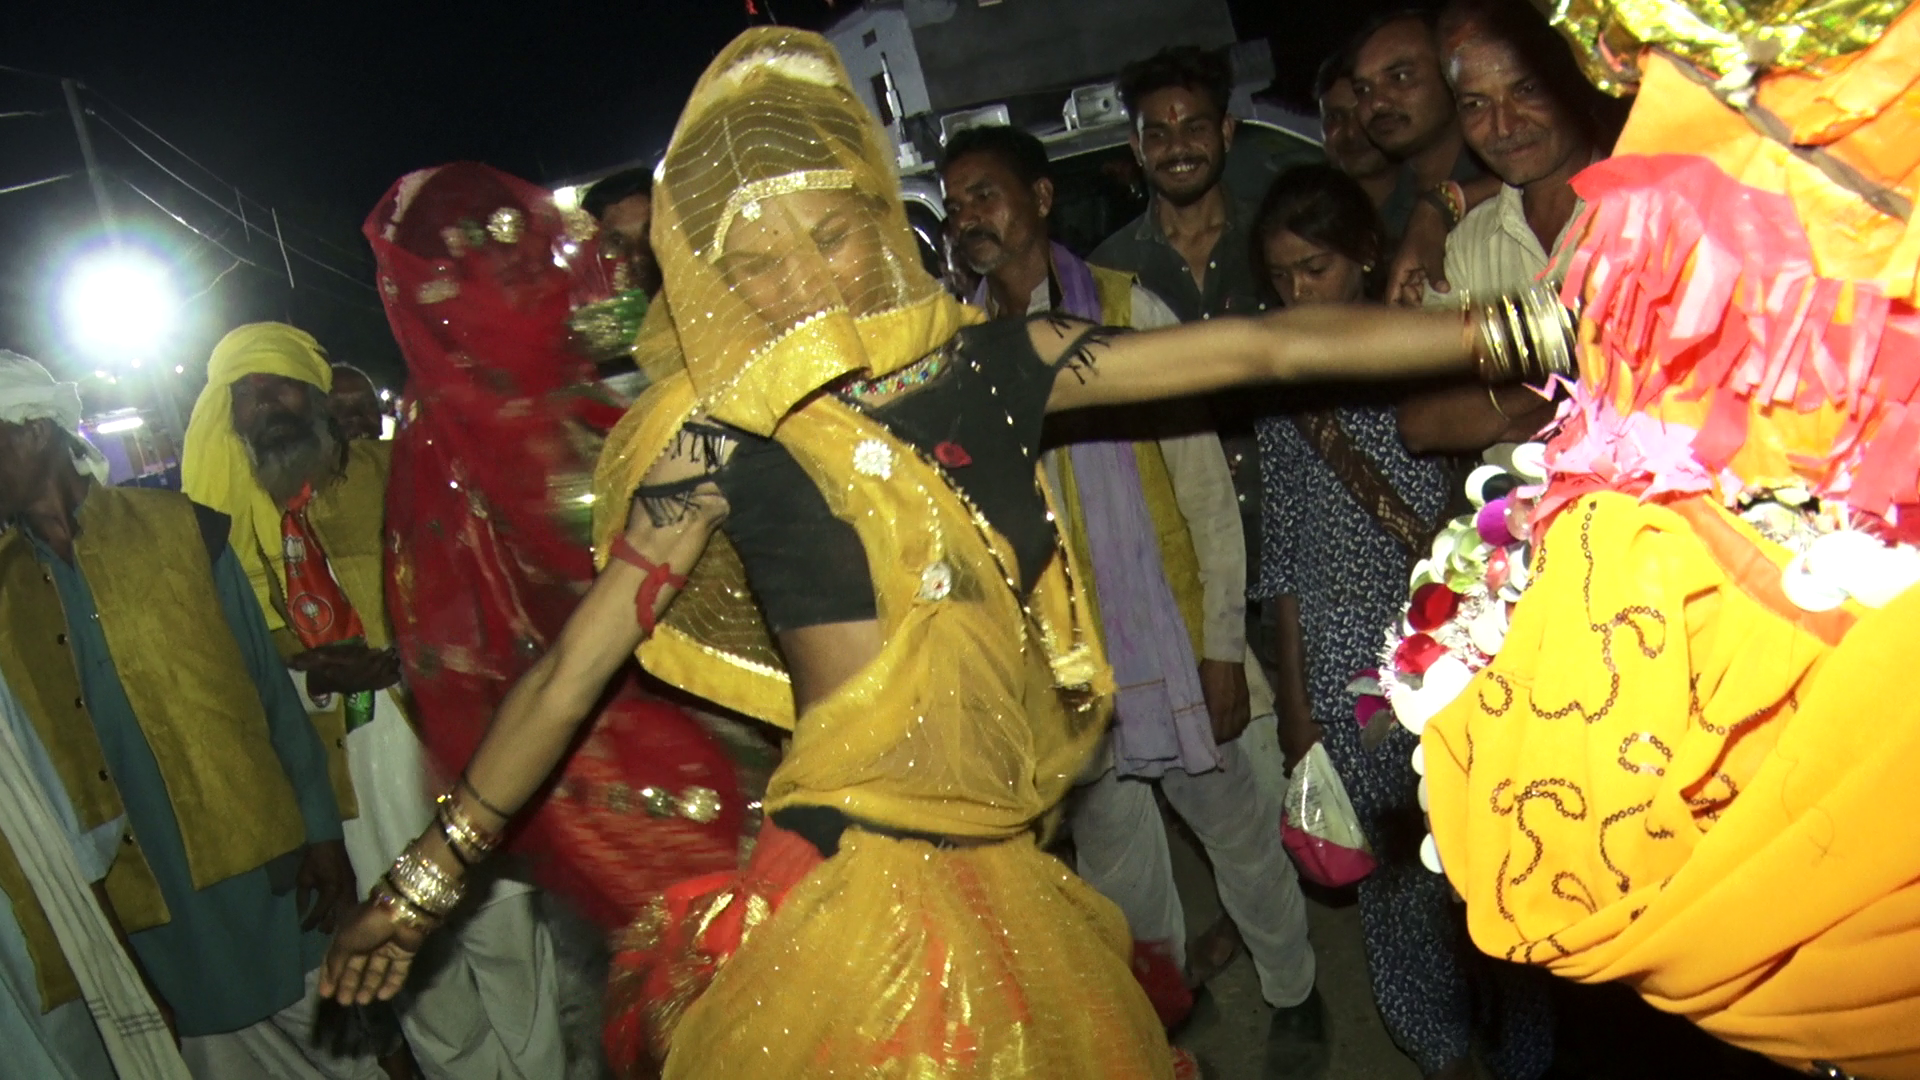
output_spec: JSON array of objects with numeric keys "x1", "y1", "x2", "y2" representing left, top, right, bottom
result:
[
  {"x1": 552, "y1": 185, "x2": 582, "y2": 212},
  {"x1": 95, "y1": 415, "x2": 145, "y2": 435},
  {"x1": 60, "y1": 248, "x2": 179, "y2": 364}
]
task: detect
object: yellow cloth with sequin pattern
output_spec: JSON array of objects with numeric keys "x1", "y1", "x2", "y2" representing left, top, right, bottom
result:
[{"x1": 1422, "y1": 492, "x2": 1920, "y2": 1077}]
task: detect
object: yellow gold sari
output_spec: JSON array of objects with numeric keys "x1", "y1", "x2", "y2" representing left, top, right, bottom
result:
[{"x1": 590, "y1": 28, "x2": 1174, "y2": 1078}]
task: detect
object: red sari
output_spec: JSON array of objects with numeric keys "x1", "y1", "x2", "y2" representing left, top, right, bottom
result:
[{"x1": 365, "y1": 163, "x2": 748, "y2": 929}]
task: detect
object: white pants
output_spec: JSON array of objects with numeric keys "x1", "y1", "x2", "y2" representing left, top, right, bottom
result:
[
  {"x1": 1070, "y1": 728, "x2": 1316, "y2": 1008},
  {"x1": 178, "y1": 968, "x2": 384, "y2": 1080},
  {"x1": 315, "y1": 683, "x2": 566, "y2": 1080},
  {"x1": 392, "y1": 881, "x2": 562, "y2": 1080}
]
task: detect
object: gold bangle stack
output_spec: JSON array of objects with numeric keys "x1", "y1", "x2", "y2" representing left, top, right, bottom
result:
[
  {"x1": 373, "y1": 878, "x2": 442, "y2": 933},
  {"x1": 435, "y1": 791, "x2": 503, "y2": 866},
  {"x1": 386, "y1": 847, "x2": 465, "y2": 920},
  {"x1": 1471, "y1": 282, "x2": 1577, "y2": 385}
]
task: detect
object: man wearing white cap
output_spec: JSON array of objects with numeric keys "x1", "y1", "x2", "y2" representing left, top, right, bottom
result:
[{"x1": 0, "y1": 350, "x2": 376, "y2": 1079}]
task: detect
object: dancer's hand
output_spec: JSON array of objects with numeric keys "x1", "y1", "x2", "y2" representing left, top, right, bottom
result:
[
  {"x1": 1199, "y1": 659, "x2": 1251, "y2": 744},
  {"x1": 320, "y1": 899, "x2": 429, "y2": 1005}
]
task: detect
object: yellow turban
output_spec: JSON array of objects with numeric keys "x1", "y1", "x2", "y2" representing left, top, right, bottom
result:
[{"x1": 181, "y1": 322, "x2": 333, "y2": 628}]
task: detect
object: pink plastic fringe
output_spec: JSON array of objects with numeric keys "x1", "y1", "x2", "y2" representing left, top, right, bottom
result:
[{"x1": 1556, "y1": 153, "x2": 1920, "y2": 535}]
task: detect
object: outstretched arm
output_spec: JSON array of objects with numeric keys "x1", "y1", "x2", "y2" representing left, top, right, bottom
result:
[
  {"x1": 320, "y1": 425, "x2": 730, "y2": 1005},
  {"x1": 1039, "y1": 304, "x2": 1477, "y2": 414}
]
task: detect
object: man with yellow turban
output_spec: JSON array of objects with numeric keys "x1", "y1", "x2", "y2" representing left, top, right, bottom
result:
[
  {"x1": 1379, "y1": 2, "x2": 1920, "y2": 1077},
  {"x1": 182, "y1": 323, "x2": 564, "y2": 1079}
]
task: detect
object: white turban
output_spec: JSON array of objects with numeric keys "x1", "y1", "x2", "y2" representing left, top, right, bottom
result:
[{"x1": 0, "y1": 350, "x2": 112, "y2": 484}]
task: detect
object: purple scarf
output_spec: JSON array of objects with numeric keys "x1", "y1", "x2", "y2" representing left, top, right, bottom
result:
[{"x1": 978, "y1": 244, "x2": 1219, "y2": 778}]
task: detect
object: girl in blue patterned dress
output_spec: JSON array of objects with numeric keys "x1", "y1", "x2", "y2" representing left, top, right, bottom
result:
[{"x1": 1249, "y1": 164, "x2": 1554, "y2": 1080}]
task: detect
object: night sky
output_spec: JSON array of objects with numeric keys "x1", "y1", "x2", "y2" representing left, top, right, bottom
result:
[{"x1": 2, "y1": 0, "x2": 1379, "y2": 414}]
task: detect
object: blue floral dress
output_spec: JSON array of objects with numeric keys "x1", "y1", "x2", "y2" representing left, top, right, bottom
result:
[{"x1": 1256, "y1": 403, "x2": 1554, "y2": 1079}]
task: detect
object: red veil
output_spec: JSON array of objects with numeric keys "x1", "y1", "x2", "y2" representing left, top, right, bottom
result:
[{"x1": 366, "y1": 163, "x2": 746, "y2": 927}]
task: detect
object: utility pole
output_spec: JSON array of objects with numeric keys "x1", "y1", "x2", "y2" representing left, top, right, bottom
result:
[{"x1": 61, "y1": 79, "x2": 117, "y2": 240}]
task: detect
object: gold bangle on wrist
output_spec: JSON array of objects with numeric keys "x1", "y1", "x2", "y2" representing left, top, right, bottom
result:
[
  {"x1": 435, "y1": 791, "x2": 502, "y2": 866},
  {"x1": 374, "y1": 876, "x2": 442, "y2": 933},
  {"x1": 387, "y1": 847, "x2": 464, "y2": 918},
  {"x1": 1470, "y1": 283, "x2": 1575, "y2": 385}
]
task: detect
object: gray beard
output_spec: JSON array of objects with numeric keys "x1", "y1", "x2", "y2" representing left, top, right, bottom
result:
[{"x1": 245, "y1": 417, "x2": 339, "y2": 505}]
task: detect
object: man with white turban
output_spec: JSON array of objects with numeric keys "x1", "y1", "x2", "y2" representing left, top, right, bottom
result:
[
  {"x1": 0, "y1": 351, "x2": 193, "y2": 1080},
  {"x1": 182, "y1": 323, "x2": 563, "y2": 1080},
  {"x1": 0, "y1": 347, "x2": 372, "y2": 1079}
]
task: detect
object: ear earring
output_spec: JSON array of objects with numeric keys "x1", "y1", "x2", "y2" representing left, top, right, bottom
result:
[{"x1": 1362, "y1": 262, "x2": 1376, "y2": 273}]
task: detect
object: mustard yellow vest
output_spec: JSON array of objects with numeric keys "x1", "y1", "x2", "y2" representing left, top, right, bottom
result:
[
  {"x1": 1050, "y1": 267, "x2": 1207, "y2": 653},
  {"x1": 0, "y1": 486, "x2": 309, "y2": 1009},
  {"x1": 252, "y1": 439, "x2": 394, "y2": 818}
]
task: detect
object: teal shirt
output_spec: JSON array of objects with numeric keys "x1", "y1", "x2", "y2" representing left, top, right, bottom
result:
[{"x1": 32, "y1": 535, "x2": 342, "y2": 1038}]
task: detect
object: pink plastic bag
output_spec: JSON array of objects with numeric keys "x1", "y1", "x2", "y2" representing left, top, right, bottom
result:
[{"x1": 1280, "y1": 742, "x2": 1378, "y2": 887}]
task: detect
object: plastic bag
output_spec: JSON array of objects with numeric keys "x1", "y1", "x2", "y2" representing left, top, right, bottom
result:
[{"x1": 1280, "y1": 742, "x2": 1377, "y2": 887}]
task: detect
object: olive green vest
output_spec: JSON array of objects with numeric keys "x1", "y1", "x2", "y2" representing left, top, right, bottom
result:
[{"x1": 0, "y1": 485, "x2": 309, "y2": 1009}]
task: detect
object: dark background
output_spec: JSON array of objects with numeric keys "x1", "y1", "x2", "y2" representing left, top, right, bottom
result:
[{"x1": 0, "y1": 1, "x2": 1374, "y2": 412}]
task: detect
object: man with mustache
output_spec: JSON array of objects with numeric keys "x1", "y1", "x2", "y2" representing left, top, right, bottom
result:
[
  {"x1": 182, "y1": 323, "x2": 564, "y2": 1080},
  {"x1": 943, "y1": 123, "x2": 1326, "y2": 1077},
  {"x1": 1350, "y1": 11, "x2": 1488, "y2": 232},
  {"x1": 1349, "y1": 8, "x2": 1514, "y2": 308},
  {"x1": 1397, "y1": 0, "x2": 1613, "y2": 454},
  {"x1": 1314, "y1": 55, "x2": 1398, "y2": 212},
  {"x1": 1092, "y1": 46, "x2": 1270, "y2": 326}
]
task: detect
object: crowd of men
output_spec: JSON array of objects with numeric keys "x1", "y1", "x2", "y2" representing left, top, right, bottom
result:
[{"x1": 0, "y1": 1, "x2": 1658, "y2": 1078}]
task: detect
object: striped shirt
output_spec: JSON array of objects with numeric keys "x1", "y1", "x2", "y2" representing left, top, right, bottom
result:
[{"x1": 1426, "y1": 182, "x2": 1582, "y2": 307}]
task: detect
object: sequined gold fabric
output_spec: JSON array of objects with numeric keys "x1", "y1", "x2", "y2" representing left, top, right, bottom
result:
[
  {"x1": 664, "y1": 831, "x2": 1171, "y2": 1079},
  {"x1": 635, "y1": 27, "x2": 981, "y2": 435},
  {"x1": 587, "y1": 27, "x2": 1176, "y2": 1075},
  {"x1": 594, "y1": 374, "x2": 1116, "y2": 829},
  {"x1": 1549, "y1": 0, "x2": 1911, "y2": 93}
]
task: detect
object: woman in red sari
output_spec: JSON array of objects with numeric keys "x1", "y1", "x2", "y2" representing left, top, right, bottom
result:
[{"x1": 365, "y1": 163, "x2": 759, "y2": 930}]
